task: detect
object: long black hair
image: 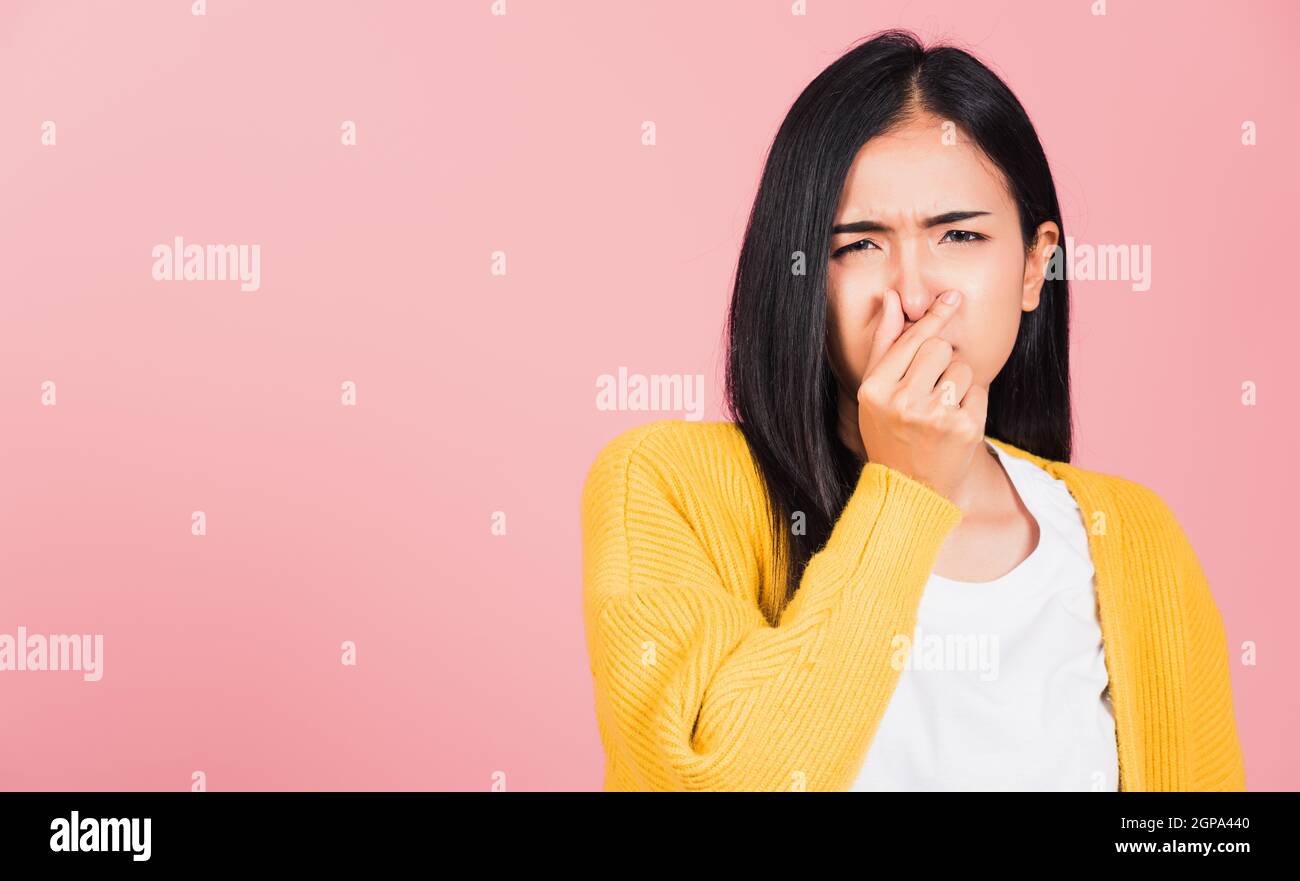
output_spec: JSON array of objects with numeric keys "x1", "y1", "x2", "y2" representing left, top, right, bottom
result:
[{"x1": 723, "y1": 29, "x2": 1072, "y2": 621}]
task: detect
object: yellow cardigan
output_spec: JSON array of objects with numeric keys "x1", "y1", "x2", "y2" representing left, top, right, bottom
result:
[{"x1": 580, "y1": 419, "x2": 1247, "y2": 791}]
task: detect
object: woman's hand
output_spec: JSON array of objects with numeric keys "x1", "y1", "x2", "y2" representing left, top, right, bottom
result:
[{"x1": 855, "y1": 288, "x2": 988, "y2": 501}]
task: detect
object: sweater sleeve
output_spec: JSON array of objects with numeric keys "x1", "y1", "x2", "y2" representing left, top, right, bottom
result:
[
  {"x1": 580, "y1": 423, "x2": 964, "y2": 791},
  {"x1": 1172, "y1": 518, "x2": 1248, "y2": 791}
]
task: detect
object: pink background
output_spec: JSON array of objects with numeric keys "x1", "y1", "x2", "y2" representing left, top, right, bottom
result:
[{"x1": 1, "y1": 0, "x2": 1296, "y2": 790}]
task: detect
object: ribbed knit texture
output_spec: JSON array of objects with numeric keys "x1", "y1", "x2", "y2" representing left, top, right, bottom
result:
[{"x1": 580, "y1": 419, "x2": 1247, "y2": 792}]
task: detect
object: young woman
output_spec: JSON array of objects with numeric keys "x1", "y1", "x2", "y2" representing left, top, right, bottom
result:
[{"x1": 580, "y1": 30, "x2": 1246, "y2": 792}]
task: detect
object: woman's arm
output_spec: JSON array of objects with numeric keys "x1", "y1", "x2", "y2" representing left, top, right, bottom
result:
[{"x1": 580, "y1": 422, "x2": 964, "y2": 791}]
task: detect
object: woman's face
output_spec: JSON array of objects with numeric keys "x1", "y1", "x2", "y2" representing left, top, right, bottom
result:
[{"x1": 826, "y1": 111, "x2": 1059, "y2": 398}]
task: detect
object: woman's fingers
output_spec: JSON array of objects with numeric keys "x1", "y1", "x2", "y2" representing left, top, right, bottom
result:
[
  {"x1": 904, "y1": 336, "x2": 955, "y2": 397},
  {"x1": 932, "y1": 358, "x2": 974, "y2": 408},
  {"x1": 869, "y1": 290, "x2": 961, "y2": 387},
  {"x1": 853, "y1": 288, "x2": 985, "y2": 499},
  {"x1": 864, "y1": 288, "x2": 906, "y2": 378},
  {"x1": 959, "y1": 379, "x2": 989, "y2": 431}
]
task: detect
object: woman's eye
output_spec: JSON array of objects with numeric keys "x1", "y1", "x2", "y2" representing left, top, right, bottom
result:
[
  {"x1": 837, "y1": 238, "x2": 880, "y2": 257},
  {"x1": 940, "y1": 229, "x2": 987, "y2": 244}
]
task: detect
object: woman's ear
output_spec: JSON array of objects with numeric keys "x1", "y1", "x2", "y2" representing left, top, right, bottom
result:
[{"x1": 1022, "y1": 221, "x2": 1061, "y2": 311}]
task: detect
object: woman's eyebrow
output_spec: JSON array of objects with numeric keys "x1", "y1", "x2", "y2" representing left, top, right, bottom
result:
[{"x1": 831, "y1": 210, "x2": 992, "y2": 234}]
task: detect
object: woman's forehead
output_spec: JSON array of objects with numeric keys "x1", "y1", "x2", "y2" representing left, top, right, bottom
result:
[{"x1": 837, "y1": 126, "x2": 1014, "y2": 220}]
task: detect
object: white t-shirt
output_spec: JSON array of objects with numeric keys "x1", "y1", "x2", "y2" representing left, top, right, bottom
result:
[{"x1": 851, "y1": 439, "x2": 1119, "y2": 791}]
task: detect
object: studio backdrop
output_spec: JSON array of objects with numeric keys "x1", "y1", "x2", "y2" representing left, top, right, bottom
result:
[{"x1": 1, "y1": 0, "x2": 1296, "y2": 791}]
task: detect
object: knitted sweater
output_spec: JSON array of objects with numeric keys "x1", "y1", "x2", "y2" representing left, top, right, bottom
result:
[{"x1": 580, "y1": 419, "x2": 1247, "y2": 792}]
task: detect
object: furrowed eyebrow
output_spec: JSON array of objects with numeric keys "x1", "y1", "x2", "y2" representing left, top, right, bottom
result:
[{"x1": 831, "y1": 210, "x2": 991, "y2": 235}]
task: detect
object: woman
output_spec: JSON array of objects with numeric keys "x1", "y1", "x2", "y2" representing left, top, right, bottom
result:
[{"x1": 580, "y1": 30, "x2": 1246, "y2": 792}]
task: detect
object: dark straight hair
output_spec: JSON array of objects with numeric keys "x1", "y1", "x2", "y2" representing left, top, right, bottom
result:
[{"x1": 723, "y1": 29, "x2": 1072, "y2": 622}]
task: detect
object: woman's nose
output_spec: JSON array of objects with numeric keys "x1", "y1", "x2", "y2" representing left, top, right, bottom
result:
[
  {"x1": 895, "y1": 286, "x2": 945, "y2": 323},
  {"x1": 889, "y1": 245, "x2": 941, "y2": 320},
  {"x1": 888, "y1": 246, "x2": 947, "y2": 321}
]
